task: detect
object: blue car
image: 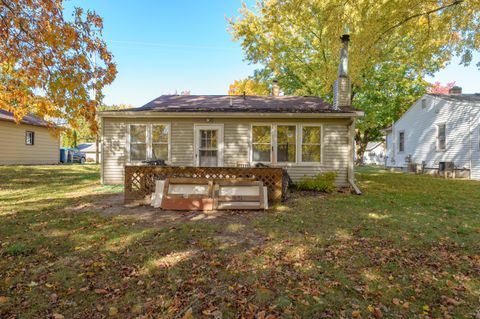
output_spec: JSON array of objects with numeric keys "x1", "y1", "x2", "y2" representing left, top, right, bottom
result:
[{"x1": 60, "y1": 148, "x2": 86, "y2": 164}]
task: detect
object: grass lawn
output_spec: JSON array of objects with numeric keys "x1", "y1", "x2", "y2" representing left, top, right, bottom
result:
[{"x1": 0, "y1": 165, "x2": 479, "y2": 318}]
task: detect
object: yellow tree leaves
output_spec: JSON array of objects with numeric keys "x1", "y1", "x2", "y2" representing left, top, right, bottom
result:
[
  {"x1": 228, "y1": 78, "x2": 270, "y2": 96},
  {"x1": 0, "y1": 0, "x2": 117, "y2": 133}
]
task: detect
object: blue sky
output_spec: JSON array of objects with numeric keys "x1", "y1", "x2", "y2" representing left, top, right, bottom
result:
[{"x1": 65, "y1": 1, "x2": 479, "y2": 107}]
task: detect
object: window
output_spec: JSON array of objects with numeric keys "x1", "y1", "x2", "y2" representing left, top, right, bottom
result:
[
  {"x1": 25, "y1": 131, "x2": 34, "y2": 145},
  {"x1": 252, "y1": 125, "x2": 271, "y2": 162},
  {"x1": 129, "y1": 124, "x2": 170, "y2": 162},
  {"x1": 301, "y1": 126, "x2": 322, "y2": 162},
  {"x1": 399, "y1": 131, "x2": 405, "y2": 152},
  {"x1": 129, "y1": 124, "x2": 147, "y2": 161},
  {"x1": 437, "y1": 123, "x2": 446, "y2": 151},
  {"x1": 277, "y1": 125, "x2": 296, "y2": 162},
  {"x1": 152, "y1": 124, "x2": 169, "y2": 160}
]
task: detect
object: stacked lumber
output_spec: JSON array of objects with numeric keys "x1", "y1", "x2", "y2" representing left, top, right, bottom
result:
[{"x1": 150, "y1": 178, "x2": 268, "y2": 211}]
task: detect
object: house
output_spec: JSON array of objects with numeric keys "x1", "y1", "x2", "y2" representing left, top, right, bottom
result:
[
  {"x1": 0, "y1": 110, "x2": 60, "y2": 165},
  {"x1": 99, "y1": 35, "x2": 363, "y2": 189},
  {"x1": 362, "y1": 141, "x2": 386, "y2": 166},
  {"x1": 385, "y1": 87, "x2": 480, "y2": 180},
  {"x1": 77, "y1": 143, "x2": 101, "y2": 162}
]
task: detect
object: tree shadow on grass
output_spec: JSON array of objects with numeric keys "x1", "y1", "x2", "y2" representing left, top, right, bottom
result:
[{"x1": 1, "y1": 166, "x2": 480, "y2": 318}]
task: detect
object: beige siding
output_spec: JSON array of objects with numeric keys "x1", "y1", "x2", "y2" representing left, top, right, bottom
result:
[
  {"x1": 0, "y1": 121, "x2": 59, "y2": 165},
  {"x1": 101, "y1": 117, "x2": 352, "y2": 186},
  {"x1": 224, "y1": 122, "x2": 249, "y2": 166},
  {"x1": 102, "y1": 118, "x2": 126, "y2": 184},
  {"x1": 171, "y1": 121, "x2": 194, "y2": 165}
]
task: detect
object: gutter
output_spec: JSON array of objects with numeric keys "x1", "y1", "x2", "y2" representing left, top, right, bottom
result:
[{"x1": 98, "y1": 111, "x2": 364, "y2": 119}]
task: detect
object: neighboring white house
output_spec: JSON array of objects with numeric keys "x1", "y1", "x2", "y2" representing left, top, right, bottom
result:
[
  {"x1": 385, "y1": 87, "x2": 480, "y2": 180},
  {"x1": 363, "y1": 141, "x2": 385, "y2": 166},
  {"x1": 77, "y1": 143, "x2": 101, "y2": 162}
]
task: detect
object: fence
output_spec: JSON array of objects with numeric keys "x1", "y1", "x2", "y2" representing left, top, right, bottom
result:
[{"x1": 124, "y1": 165, "x2": 285, "y2": 205}]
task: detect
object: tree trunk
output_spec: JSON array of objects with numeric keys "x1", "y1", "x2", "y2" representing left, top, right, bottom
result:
[{"x1": 355, "y1": 130, "x2": 369, "y2": 165}]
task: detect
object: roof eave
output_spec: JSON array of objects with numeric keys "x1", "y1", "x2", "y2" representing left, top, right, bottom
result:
[{"x1": 99, "y1": 110, "x2": 363, "y2": 118}]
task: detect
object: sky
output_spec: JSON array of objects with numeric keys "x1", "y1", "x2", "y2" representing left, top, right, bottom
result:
[{"x1": 64, "y1": 1, "x2": 479, "y2": 107}]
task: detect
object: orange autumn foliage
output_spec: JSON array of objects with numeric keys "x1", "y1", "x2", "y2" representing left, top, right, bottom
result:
[{"x1": 0, "y1": 0, "x2": 117, "y2": 133}]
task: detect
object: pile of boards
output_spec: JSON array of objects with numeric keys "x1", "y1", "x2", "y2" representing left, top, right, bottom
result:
[{"x1": 151, "y1": 177, "x2": 268, "y2": 211}]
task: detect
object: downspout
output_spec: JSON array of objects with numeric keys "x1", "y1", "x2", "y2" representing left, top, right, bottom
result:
[
  {"x1": 100, "y1": 116, "x2": 105, "y2": 184},
  {"x1": 469, "y1": 104, "x2": 473, "y2": 179},
  {"x1": 348, "y1": 117, "x2": 362, "y2": 195}
]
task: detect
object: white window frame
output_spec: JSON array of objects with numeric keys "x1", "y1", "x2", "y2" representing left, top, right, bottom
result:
[
  {"x1": 194, "y1": 124, "x2": 224, "y2": 167},
  {"x1": 276, "y1": 124, "x2": 298, "y2": 165},
  {"x1": 398, "y1": 130, "x2": 405, "y2": 153},
  {"x1": 151, "y1": 124, "x2": 171, "y2": 160},
  {"x1": 250, "y1": 123, "x2": 273, "y2": 164},
  {"x1": 299, "y1": 124, "x2": 323, "y2": 165},
  {"x1": 436, "y1": 123, "x2": 446, "y2": 151},
  {"x1": 127, "y1": 123, "x2": 171, "y2": 164},
  {"x1": 25, "y1": 131, "x2": 35, "y2": 146}
]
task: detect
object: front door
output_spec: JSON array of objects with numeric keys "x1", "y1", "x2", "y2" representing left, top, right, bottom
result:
[{"x1": 194, "y1": 125, "x2": 224, "y2": 167}]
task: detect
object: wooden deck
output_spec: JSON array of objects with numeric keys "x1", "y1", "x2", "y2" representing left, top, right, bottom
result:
[{"x1": 124, "y1": 165, "x2": 285, "y2": 205}]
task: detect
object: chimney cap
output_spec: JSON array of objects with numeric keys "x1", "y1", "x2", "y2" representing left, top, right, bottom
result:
[
  {"x1": 340, "y1": 34, "x2": 350, "y2": 43},
  {"x1": 449, "y1": 86, "x2": 462, "y2": 94}
]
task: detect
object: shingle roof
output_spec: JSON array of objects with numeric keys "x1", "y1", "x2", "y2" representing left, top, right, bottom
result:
[
  {"x1": 114, "y1": 95, "x2": 359, "y2": 114},
  {"x1": 0, "y1": 109, "x2": 50, "y2": 127},
  {"x1": 428, "y1": 93, "x2": 480, "y2": 105}
]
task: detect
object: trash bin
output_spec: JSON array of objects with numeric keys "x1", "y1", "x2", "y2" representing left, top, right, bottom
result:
[{"x1": 60, "y1": 148, "x2": 68, "y2": 163}]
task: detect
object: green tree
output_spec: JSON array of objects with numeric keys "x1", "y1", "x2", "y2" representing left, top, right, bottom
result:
[
  {"x1": 229, "y1": 0, "x2": 479, "y2": 160},
  {"x1": 354, "y1": 63, "x2": 428, "y2": 163}
]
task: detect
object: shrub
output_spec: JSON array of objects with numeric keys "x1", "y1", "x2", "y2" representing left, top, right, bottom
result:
[{"x1": 295, "y1": 172, "x2": 337, "y2": 193}]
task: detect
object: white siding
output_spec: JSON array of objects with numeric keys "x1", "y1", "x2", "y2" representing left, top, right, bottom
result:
[
  {"x1": 363, "y1": 142, "x2": 386, "y2": 166},
  {"x1": 0, "y1": 121, "x2": 59, "y2": 165},
  {"x1": 385, "y1": 95, "x2": 480, "y2": 180},
  {"x1": 471, "y1": 108, "x2": 480, "y2": 179},
  {"x1": 101, "y1": 117, "x2": 353, "y2": 186}
]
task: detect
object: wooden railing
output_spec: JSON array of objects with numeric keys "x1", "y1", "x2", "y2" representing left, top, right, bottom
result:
[{"x1": 124, "y1": 165, "x2": 285, "y2": 205}]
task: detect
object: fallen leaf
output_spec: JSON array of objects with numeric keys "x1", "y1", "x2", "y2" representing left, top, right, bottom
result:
[
  {"x1": 52, "y1": 314, "x2": 64, "y2": 319},
  {"x1": 257, "y1": 310, "x2": 266, "y2": 319},
  {"x1": 50, "y1": 293, "x2": 58, "y2": 303},
  {"x1": 109, "y1": 307, "x2": 118, "y2": 316},
  {"x1": 373, "y1": 308, "x2": 382, "y2": 318},
  {"x1": 441, "y1": 295, "x2": 460, "y2": 306},
  {"x1": 352, "y1": 310, "x2": 361, "y2": 318},
  {"x1": 131, "y1": 304, "x2": 142, "y2": 314},
  {"x1": 0, "y1": 296, "x2": 10, "y2": 305},
  {"x1": 402, "y1": 302, "x2": 410, "y2": 309},
  {"x1": 183, "y1": 308, "x2": 194, "y2": 319},
  {"x1": 392, "y1": 298, "x2": 400, "y2": 305},
  {"x1": 94, "y1": 289, "x2": 108, "y2": 295}
]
